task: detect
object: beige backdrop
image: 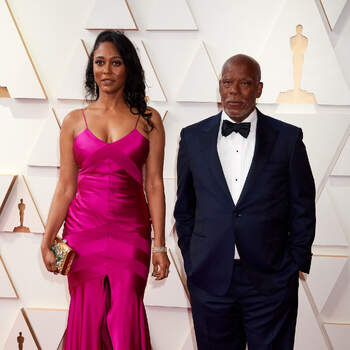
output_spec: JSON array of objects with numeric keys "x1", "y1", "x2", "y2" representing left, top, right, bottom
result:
[{"x1": 1, "y1": 0, "x2": 350, "y2": 349}]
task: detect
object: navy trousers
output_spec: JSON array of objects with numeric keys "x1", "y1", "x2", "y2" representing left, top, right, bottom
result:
[{"x1": 188, "y1": 261, "x2": 299, "y2": 350}]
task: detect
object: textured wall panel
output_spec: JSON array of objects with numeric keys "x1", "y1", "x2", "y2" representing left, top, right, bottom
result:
[
  {"x1": 320, "y1": 0, "x2": 348, "y2": 30},
  {"x1": 0, "y1": 0, "x2": 46, "y2": 99},
  {"x1": 177, "y1": 41, "x2": 219, "y2": 102},
  {"x1": 0, "y1": 175, "x2": 17, "y2": 215},
  {"x1": 146, "y1": 306, "x2": 193, "y2": 350},
  {"x1": 274, "y1": 114, "x2": 350, "y2": 189},
  {"x1": 146, "y1": 0, "x2": 197, "y2": 31},
  {"x1": 294, "y1": 284, "x2": 329, "y2": 350},
  {"x1": 85, "y1": 0, "x2": 137, "y2": 30},
  {"x1": 315, "y1": 186, "x2": 348, "y2": 246},
  {"x1": 25, "y1": 172, "x2": 59, "y2": 227},
  {"x1": 0, "y1": 176, "x2": 44, "y2": 233},
  {"x1": 324, "y1": 323, "x2": 350, "y2": 350},
  {"x1": 28, "y1": 111, "x2": 60, "y2": 167},
  {"x1": 164, "y1": 178, "x2": 176, "y2": 237},
  {"x1": 332, "y1": 135, "x2": 350, "y2": 176},
  {"x1": 0, "y1": 104, "x2": 45, "y2": 173},
  {"x1": 259, "y1": 0, "x2": 350, "y2": 105},
  {"x1": 135, "y1": 40, "x2": 167, "y2": 102},
  {"x1": 25, "y1": 308, "x2": 68, "y2": 350},
  {"x1": 181, "y1": 326, "x2": 197, "y2": 350},
  {"x1": 4, "y1": 309, "x2": 38, "y2": 349},
  {"x1": 307, "y1": 256, "x2": 348, "y2": 312},
  {"x1": 328, "y1": 186, "x2": 350, "y2": 238},
  {"x1": 57, "y1": 41, "x2": 88, "y2": 100},
  {"x1": 0, "y1": 255, "x2": 18, "y2": 298},
  {"x1": 0, "y1": 233, "x2": 69, "y2": 312},
  {"x1": 321, "y1": 261, "x2": 350, "y2": 323}
]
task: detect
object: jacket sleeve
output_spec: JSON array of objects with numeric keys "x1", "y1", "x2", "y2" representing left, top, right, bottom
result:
[
  {"x1": 288, "y1": 128, "x2": 316, "y2": 273},
  {"x1": 174, "y1": 128, "x2": 196, "y2": 275}
]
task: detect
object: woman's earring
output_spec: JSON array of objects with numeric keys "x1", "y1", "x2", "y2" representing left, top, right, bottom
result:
[{"x1": 94, "y1": 82, "x2": 97, "y2": 96}]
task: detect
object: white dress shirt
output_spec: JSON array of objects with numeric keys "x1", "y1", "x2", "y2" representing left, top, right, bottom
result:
[{"x1": 217, "y1": 108, "x2": 257, "y2": 258}]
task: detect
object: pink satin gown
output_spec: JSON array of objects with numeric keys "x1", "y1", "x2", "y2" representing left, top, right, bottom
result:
[{"x1": 62, "y1": 109, "x2": 152, "y2": 349}]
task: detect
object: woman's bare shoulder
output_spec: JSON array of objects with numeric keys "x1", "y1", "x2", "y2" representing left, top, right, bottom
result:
[
  {"x1": 146, "y1": 106, "x2": 162, "y2": 126},
  {"x1": 61, "y1": 109, "x2": 85, "y2": 136},
  {"x1": 62, "y1": 109, "x2": 83, "y2": 125}
]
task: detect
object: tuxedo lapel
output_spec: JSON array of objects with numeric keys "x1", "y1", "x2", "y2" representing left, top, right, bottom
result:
[
  {"x1": 200, "y1": 113, "x2": 235, "y2": 207},
  {"x1": 236, "y1": 111, "x2": 278, "y2": 207}
]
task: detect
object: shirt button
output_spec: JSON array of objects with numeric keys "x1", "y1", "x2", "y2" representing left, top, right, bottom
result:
[{"x1": 235, "y1": 178, "x2": 238, "y2": 181}]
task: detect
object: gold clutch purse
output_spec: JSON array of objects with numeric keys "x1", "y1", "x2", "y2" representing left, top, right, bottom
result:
[{"x1": 50, "y1": 237, "x2": 76, "y2": 275}]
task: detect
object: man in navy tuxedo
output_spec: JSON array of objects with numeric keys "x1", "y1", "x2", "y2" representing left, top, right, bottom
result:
[{"x1": 174, "y1": 54, "x2": 315, "y2": 349}]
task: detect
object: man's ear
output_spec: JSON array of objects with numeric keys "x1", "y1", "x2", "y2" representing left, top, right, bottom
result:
[{"x1": 257, "y1": 82, "x2": 263, "y2": 98}]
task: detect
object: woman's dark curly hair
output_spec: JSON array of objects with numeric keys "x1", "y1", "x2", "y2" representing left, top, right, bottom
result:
[{"x1": 85, "y1": 30, "x2": 152, "y2": 127}]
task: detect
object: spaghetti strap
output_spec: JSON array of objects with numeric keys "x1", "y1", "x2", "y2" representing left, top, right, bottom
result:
[
  {"x1": 135, "y1": 115, "x2": 141, "y2": 129},
  {"x1": 81, "y1": 109, "x2": 88, "y2": 129}
]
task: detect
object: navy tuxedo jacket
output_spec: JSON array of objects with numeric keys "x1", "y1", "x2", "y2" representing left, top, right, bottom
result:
[{"x1": 174, "y1": 109, "x2": 315, "y2": 296}]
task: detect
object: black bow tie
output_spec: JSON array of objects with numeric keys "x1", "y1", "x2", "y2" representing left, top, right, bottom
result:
[{"x1": 221, "y1": 119, "x2": 251, "y2": 138}]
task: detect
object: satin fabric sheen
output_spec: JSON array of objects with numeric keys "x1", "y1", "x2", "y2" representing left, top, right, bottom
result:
[{"x1": 62, "y1": 112, "x2": 152, "y2": 349}]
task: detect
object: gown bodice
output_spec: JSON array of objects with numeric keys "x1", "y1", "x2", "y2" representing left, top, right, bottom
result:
[{"x1": 63, "y1": 114, "x2": 150, "y2": 234}]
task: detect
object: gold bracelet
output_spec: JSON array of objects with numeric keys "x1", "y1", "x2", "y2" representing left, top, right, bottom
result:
[{"x1": 152, "y1": 246, "x2": 167, "y2": 253}]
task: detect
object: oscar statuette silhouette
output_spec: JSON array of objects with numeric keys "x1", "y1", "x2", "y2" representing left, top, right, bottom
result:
[
  {"x1": 277, "y1": 24, "x2": 317, "y2": 104},
  {"x1": 17, "y1": 331, "x2": 24, "y2": 350},
  {"x1": 13, "y1": 199, "x2": 30, "y2": 232}
]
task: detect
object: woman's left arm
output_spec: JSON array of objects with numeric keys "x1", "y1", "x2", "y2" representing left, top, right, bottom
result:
[{"x1": 144, "y1": 108, "x2": 170, "y2": 280}]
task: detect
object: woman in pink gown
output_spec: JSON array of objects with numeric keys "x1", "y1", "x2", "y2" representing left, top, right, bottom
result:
[{"x1": 41, "y1": 30, "x2": 170, "y2": 349}]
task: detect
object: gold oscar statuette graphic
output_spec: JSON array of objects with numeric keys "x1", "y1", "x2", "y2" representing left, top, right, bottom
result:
[
  {"x1": 0, "y1": 86, "x2": 10, "y2": 98},
  {"x1": 13, "y1": 198, "x2": 30, "y2": 233},
  {"x1": 276, "y1": 24, "x2": 317, "y2": 104},
  {"x1": 17, "y1": 331, "x2": 24, "y2": 350}
]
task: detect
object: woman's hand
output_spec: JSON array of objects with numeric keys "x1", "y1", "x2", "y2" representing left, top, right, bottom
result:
[
  {"x1": 152, "y1": 252, "x2": 170, "y2": 280},
  {"x1": 41, "y1": 245, "x2": 58, "y2": 274}
]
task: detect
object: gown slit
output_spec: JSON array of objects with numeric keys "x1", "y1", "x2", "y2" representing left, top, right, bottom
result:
[{"x1": 101, "y1": 275, "x2": 113, "y2": 350}]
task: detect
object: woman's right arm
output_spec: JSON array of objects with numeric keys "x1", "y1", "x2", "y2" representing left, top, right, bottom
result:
[{"x1": 41, "y1": 112, "x2": 79, "y2": 273}]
